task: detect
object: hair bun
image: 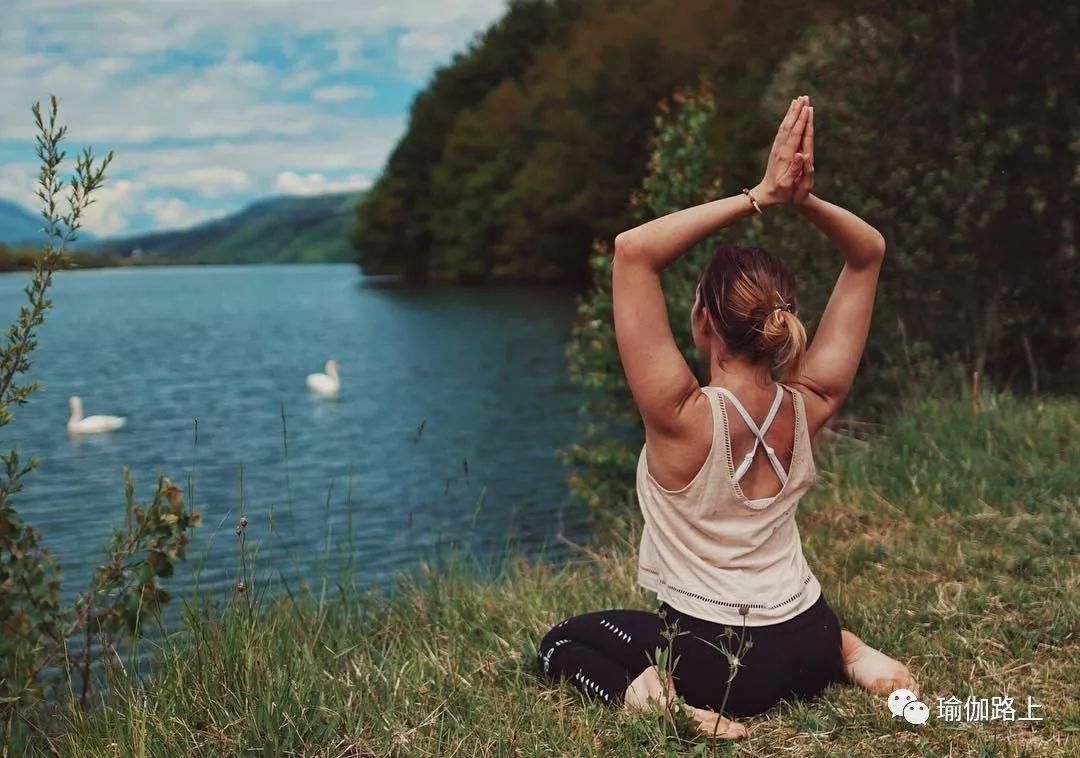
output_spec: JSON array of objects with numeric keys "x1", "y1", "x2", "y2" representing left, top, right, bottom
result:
[
  {"x1": 696, "y1": 245, "x2": 807, "y2": 379},
  {"x1": 760, "y1": 308, "x2": 806, "y2": 378}
]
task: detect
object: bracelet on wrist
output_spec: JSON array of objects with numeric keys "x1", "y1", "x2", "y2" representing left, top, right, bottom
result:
[{"x1": 740, "y1": 187, "x2": 763, "y2": 215}]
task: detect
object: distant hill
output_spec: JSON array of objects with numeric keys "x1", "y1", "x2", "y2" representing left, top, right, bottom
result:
[
  {"x1": 94, "y1": 192, "x2": 363, "y2": 264},
  {"x1": 0, "y1": 199, "x2": 42, "y2": 243}
]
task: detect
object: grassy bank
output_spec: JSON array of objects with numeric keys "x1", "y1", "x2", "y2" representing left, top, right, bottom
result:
[
  {"x1": 0, "y1": 244, "x2": 176, "y2": 273},
  {"x1": 18, "y1": 392, "x2": 1080, "y2": 756}
]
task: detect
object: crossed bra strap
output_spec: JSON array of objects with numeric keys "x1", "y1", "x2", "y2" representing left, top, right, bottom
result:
[{"x1": 715, "y1": 384, "x2": 789, "y2": 485}]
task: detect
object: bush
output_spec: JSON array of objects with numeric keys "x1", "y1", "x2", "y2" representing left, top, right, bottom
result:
[
  {"x1": 563, "y1": 83, "x2": 722, "y2": 528},
  {"x1": 0, "y1": 98, "x2": 200, "y2": 741},
  {"x1": 564, "y1": 2, "x2": 1079, "y2": 524}
]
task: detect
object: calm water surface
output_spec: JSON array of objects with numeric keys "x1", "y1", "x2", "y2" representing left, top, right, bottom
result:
[{"x1": 0, "y1": 264, "x2": 589, "y2": 598}]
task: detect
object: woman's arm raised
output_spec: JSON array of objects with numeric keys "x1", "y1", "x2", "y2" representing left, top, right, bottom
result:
[
  {"x1": 613, "y1": 98, "x2": 810, "y2": 435},
  {"x1": 790, "y1": 193, "x2": 887, "y2": 433},
  {"x1": 612, "y1": 195, "x2": 757, "y2": 435}
]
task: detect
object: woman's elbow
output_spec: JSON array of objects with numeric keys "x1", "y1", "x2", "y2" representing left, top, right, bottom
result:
[
  {"x1": 861, "y1": 231, "x2": 886, "y2": 265},
  {"x1": 613, "y1": 230, "x2": 640, "y2": 261},
  {"x1": 873, "y1": 231, "x2": 887, "y2": 260}
]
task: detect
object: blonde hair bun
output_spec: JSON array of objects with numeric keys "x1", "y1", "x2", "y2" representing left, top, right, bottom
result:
[{"x1": 696, "y1": 245, "x2": 807, "y2": 379}]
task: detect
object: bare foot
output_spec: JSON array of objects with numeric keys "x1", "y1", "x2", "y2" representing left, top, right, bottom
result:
[
  {"x1": 686, "y1": 705, "x2": 749, "y2": 739},
  {"x1": 624, "y1": 665, "x2": 674, "y2": 711},
  {"x1": 624, "y1": 666, "x2": 748, "y2": 740},
  {"x1": 841, "y1": 630, "x2": 918, "y2": 697}
]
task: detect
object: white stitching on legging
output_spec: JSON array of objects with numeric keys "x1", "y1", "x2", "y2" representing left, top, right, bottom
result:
[
  {"x1": 599, "y1": 618, "x2": 632, "y2": 643},
  {"x1": 541, "y1": 638, "x2": 571, "y2": 674},
  {"x1": 574, "y1": 671, "x2": 610, "y2": 703}
]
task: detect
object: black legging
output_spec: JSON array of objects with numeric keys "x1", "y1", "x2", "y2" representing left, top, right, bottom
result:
[{"x1": 537, "y1": 594, "x2": 845, "y2": 717}]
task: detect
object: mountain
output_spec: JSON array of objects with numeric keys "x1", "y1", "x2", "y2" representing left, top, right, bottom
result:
[
  {"x1": 94, "y1": 191, "x2": 363, "y2": 264},
  {"x1": 0, "y1": 199, "x2": 42, "y2": 243}
]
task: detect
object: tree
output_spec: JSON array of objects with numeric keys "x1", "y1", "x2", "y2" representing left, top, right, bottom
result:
[
  {"x1": 563, "y1": 1, "x2": 1079, "y2": 522},
  {"x1": 563, "y1": 83, "x2": 720, "y2": 528},
  {"x1": 353, "y1": 0, "x2": 580, "y2": 282},
  {"x1": 762, "y1": 2, "x2": 1079, "y2": 401}
]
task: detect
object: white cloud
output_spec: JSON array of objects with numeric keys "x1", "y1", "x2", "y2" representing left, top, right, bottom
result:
[
  {"x1": 327, "y1": 35, "x2": 365, "y2": 71},
  {"x1": 145, "y1": 198, "x2": 222, "y2": 230},
  {"x1": 0, "y1": 164, "x2": 38, "y2": 212},
  {"x1": 311, "y1": 85, "x2": 374, "y2": 103},
  {"x1": 81, "y1": 179, "x2": 141, "y2": 236},
  {"x1": 155, "y1": 167, "x2": 252, "y2": 198},
  {"x1": 0, "y1": 0, "x2": 506, "y2": 234},
  {"x1": 0, "y1": 0, "x2": 501, "y2": 144},
  {"x1": 274, "y1": 171, "x2": 372, "y2": 196},
  {"x1": 396, "y1": 30, "x2": 458, "y2": 79},
  {"x1": 0, "y1": 58, "x2": 323, "y2": 143},
  {"x1": 280, "y1": 67, "x2": 321, "y2": 92}
]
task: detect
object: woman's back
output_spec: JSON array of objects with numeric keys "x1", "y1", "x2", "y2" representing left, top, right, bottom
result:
[
  {"x1": 719, "y1": 383, "x2": 799, "y2": 502},
  {"x1": 636, "y1": 383, "x2": 821, "y2": 627}
]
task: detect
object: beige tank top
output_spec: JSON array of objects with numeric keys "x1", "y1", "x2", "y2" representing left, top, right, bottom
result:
[{"x1": 636, "y1": 383, "x2": 821, "y2": 626}]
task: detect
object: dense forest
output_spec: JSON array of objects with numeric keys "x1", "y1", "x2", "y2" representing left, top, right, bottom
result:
[
  {"x1": 353, "y1": 0, "x2": 844, "y2": 283},
  {"x1": 355, "y1": 0, "x2": 1077, "y2": 368},
  {"x1": 355, "y1": 0, "x2": 1078, "y2": 514}
]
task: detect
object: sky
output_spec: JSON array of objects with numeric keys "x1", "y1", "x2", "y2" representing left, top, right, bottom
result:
[{"x1": 0, "y1": 0, "x2": 506, "y2": 237}]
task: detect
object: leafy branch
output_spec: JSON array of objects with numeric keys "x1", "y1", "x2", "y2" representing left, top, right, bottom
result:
[{"x1": 0, "y1": 97, "x2": 198, "y2": 746}]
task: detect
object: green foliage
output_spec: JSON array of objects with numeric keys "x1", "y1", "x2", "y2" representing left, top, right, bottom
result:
[
  {"x1": 355, "y1": 0, "x2": 579, "y2": 282},
  {"x1": 0, "y1": 98, "x2": 199, "y2": 741},
  {"x1": 84, "y1": 476, "x2": 202, "y2": 640},
  {"x1": 563, "y1": 84, "x2": 721, "y2": 526},
  {"x1": 0, "y1": 241, "x2": 146, "y2": 273},
  {"x1": 814, "y1": 391, "x2": 1079, "y2": 525},
  {"x1": 563, "y1": 3, "x2": 1079, "y2": 519},
  {"x1": 759, "y1": 4, "x2": 1080, "y2": 405},
  {"x1": 0, "y1": 243, "x2": 48, "y2": 272},
  {"x1": 353, "y1": 0, "x2": 818, "y2": 284}
]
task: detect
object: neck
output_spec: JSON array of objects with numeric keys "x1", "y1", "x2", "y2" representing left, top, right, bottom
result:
[{"x1": 706, "y1": 355, "x2": 774, "y2": 392}]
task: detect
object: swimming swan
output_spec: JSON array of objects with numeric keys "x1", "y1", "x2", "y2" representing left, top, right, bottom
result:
[
  {"x1": 306, "y1": 359, "x2": 340, "y2": 397},
  {"x1": 67, "y1": 396, "x2": 126, "y2": 434}
]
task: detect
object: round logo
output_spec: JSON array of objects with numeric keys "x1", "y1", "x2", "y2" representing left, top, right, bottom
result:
[
  {"x1": 887, "y1": 688, "x2": 918, "y2": 717},
  {"x1": 902, "y1": 700, "x2": 930, "y2": 725},
  {"x1": 889, "y1": 689, "x2": 930, "y2": 726}
]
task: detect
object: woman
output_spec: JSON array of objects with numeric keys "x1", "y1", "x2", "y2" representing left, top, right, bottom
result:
[{"x1": 538, "y1": 96, "x2": 917, "y2": 738}]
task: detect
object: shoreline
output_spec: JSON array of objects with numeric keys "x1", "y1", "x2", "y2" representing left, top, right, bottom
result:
[
  {"x1": 11, "y1": 392, "x2": 1077, "y2": 754},
  {"x1": 0, "y1": 255, "x2": 357, "y2": 274}
]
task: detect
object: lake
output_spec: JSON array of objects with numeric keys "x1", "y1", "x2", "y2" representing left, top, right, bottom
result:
[{"x1": 0, "y1": 263, "x2": 590, "y2": 599}]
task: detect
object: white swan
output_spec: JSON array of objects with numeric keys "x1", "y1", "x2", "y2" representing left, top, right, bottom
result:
[
  {"x1": 306, "y1": 359, "x2": 340, "y2": 397},
  {"x1": 67, "y1": 396, "x2": 126, "y2": 434}
]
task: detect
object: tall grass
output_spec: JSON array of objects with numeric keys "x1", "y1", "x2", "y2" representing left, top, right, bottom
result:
[{"x1": 18, "y1": 391, "x2": 1080, "y2": 757}]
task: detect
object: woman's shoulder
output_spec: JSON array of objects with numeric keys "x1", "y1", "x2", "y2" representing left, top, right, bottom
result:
[
  {"x1": 779, "y1": 379, "x2": 831, "y2": 440},
  {"x1": 638, "y1": 386, "x2": 717, "y2": 494}
]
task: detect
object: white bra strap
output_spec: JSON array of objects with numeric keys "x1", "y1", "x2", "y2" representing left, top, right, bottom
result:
[
  {"x1": 757, "y1": 388, "x2": 789, "y2": 483},
  {"x1": 762, "y1": 440, "x2": 790, "y2": 485},
  {"x1": 720, "y1": 384, "x2": 783, "y2": 438},
  {"x1": 720, "y1": 385, "x2": 789, "y2": 485},
  {"x1": 758, "y1": 385, "x2": 785, "y2": 436}
]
